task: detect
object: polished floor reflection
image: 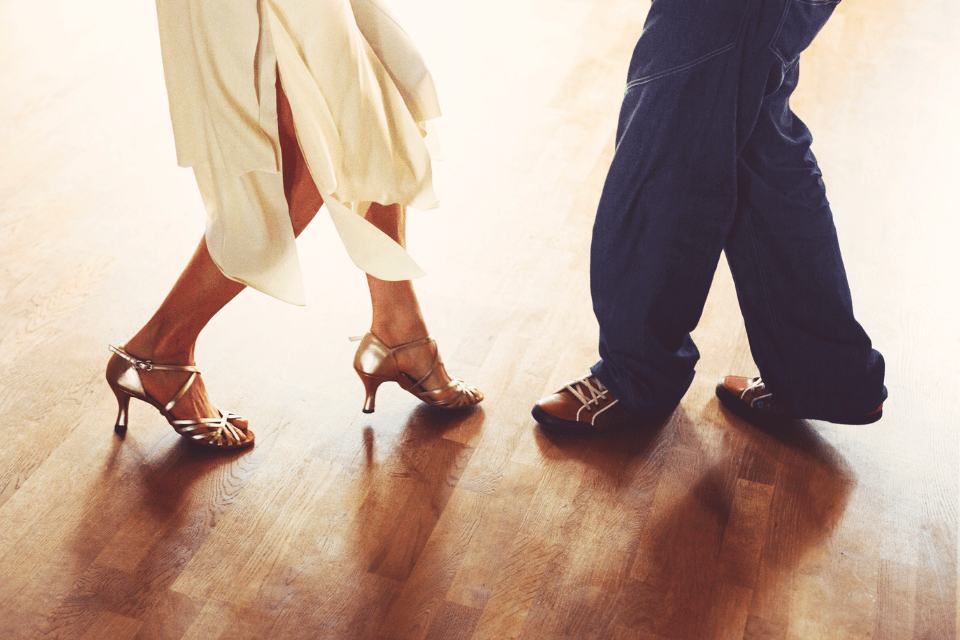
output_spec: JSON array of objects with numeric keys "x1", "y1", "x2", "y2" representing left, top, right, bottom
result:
[{"x1": 0, "y1": 0, "x2": 957, "y2": 638}]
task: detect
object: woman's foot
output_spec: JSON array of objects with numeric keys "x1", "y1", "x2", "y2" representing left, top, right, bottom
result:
[
  {"x1": 116, "y1": 342, "x2": 249, "y2": 433},
  {"x1": 353, "y1": 331, "x2": 483, "y2": 413},
  {"x1": 370, "y1": 325, "x2": 448, "y2": 395},
  {"x1": 361, "y1": 203, "x2": 481, "y2": 413}
]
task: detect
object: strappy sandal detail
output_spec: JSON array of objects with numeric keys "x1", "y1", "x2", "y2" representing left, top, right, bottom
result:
[
  {"x1": 105, "y1": 345, "x2": 254, "y2": 449},
  {"x1": 352, "y1": 333, "x2": 483, "y2": 413}
]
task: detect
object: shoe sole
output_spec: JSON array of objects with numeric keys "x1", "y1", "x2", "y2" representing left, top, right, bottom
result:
[
  {"x1": 531, "y1": 405, "x2": 603, "y2": 434},
  {"x1": 840, "y1": 409, "x2": 883, "y2": 425},
  {"x1": 715, "y1": 380, "x2": 883, "y2": 426}
]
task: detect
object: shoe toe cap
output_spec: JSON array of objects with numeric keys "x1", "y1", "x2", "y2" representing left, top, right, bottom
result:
[
  {"x1": 536, "y1": 391, "x2": 584, "y2": 423},
  {"x1": 719, "y1": 375, "x2": 750, "y2": 395}
]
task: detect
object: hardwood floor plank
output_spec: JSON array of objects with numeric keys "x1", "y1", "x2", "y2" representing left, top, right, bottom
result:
[
  {"x1": 170, "y1": 457, "x2": 340, "y2": 605},
  {"x1": 913, "y1": 551, "x2": 958, "y2": 640},
  {"x1": 177, "y1": 600, "x2": 248, "y2": 640},
  {"x1": 0, "y1": 434, "x2": 164, "y2": 638},
  {"x1": 540, "y1": 417, "x2": 676, "y2": 555},
  {"x1": 605, "y1": 630, "x2": 672, "y2": 640},
  {"x1": 422, "y1": 601, "x2": 482, "y2": 640},
  {"x1": 515, "y1": 461, "x2": 588, "y2": 546},
  {"x1": 76, "y1": 611, "x2": 141, "y2": 640},
  {"x1": 453, "y1": 333, "x2": 549, "y2": 489},
  {"x1": 518, "y1": 543, "x2": 633, "y2": 640},
  {"x1": 470, "y1": 534, "x2": 561, "y2": 640},
  {"x1": 212, "y1": 605, "x2": 283, "y2": 640},
  {"x1": 746, "y1": 425, "x2": 857, "y2": 626},
  {"x1": 709, "y1": 584, "x2": 754, "y2": 640},
  {"x1": 717, "y1": 479, "x2": 775, "y2": 590},
  {"x1": 743, "y1": 616, "x2": 788, "y2": 640},
  {"x1": 364, "y1": 439, "x2": 473, "y2": 582},
  {"x1": 93, "y1": 514, "x2": 166, "y2": 574},
  {"x1": 26, "y1": 448, "x2": 261, "y2": 639},
  {"x1": 620, "y1": 468, "x2": 731, "y2": 637},
  {"x1": 445, "y1": 462, "x2": 543, "y2": 610},
  {"x1": 873, "y1": 559, "x2": 918, "y2": 640},
  {"x1": 377, "y1": 488, "x2": 487, "y2": 640},
  {"x1": 268, "y1": 565, "x2": 400, "y2": 639},
  {"x1": 130, "y1": 590, "x2": 203, "y2": 640}
]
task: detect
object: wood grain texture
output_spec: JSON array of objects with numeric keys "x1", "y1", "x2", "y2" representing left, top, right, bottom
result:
[{"x1": 0, "y1": 0, "x2": 957, "y2": 638}]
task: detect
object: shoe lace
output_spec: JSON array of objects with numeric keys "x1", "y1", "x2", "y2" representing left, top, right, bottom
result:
[
  {"x1": 565, "y1": 376, "x2": 609, "y2": 410},
  {"x1": 742, "y1": 377, "x2": 775, "y2": 407}
]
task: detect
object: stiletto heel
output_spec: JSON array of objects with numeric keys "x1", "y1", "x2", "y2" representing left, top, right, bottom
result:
[
  {"x1": 109, "y1": 382, "x2": 132, "y2": 434},
  {"x1": 357, "y1": 371, "x2": 386, "y2": 413},
  {"x1": 352, "y1": 333, "x2": 483, "y2": 413},
  {"x1": 105, "y1": 345, "x2": 254, "y2": 449}
]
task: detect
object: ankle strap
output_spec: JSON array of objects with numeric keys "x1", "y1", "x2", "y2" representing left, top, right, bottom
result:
[
  {"x1": 386, "y1": 336, "x2": 435, "y2": 354},
  {"x1": 108, "y1": 345, "x2": 201, "y2": 373}
]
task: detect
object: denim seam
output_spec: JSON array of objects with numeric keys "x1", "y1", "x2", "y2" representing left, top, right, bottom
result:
[
  {"x1": 769, "y1": 0, "x2": 840, "y2": 69},
  {"x1": 624, "y1": 42, "x2": 738, "y2": 92},
  {"x1": 742, "y1": 209, "x2": 801, "y2": 411},
  {"x1": 769, "y1": 2, "x2": 794, "y2": 68}
]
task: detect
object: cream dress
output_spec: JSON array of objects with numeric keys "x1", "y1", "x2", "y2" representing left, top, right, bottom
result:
[{"x1": 155, "y1": 0, "x2": 441, "y2": 305}]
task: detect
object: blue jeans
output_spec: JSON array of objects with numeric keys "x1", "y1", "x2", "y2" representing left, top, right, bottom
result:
[{"x1": 590, "y1": 0, "x2": 887, "y2": 422}]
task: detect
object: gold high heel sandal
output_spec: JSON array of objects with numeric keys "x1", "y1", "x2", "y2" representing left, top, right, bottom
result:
[
  {"x1": 353, "y1": 333, "x2": 483, "y2": 413},
  {"x1": 105, "y1": 345, "x2": 254, "y2": 449}
]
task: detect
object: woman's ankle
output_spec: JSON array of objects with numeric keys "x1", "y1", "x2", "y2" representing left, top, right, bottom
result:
[
  {"x1": 124, "y1": 327, "x2": 197, "y2": 365},
  {"x1": 370, "y1": 318, "x2": 429, "y2": 348}
]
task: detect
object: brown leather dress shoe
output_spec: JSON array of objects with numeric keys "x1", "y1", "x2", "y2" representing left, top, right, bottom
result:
[
  {"x1": 532, "y1": 374, "x2": 637, "y2": 433},
  {"x1": 716, "y1": 375, "x2": 883, "y2": 426}
]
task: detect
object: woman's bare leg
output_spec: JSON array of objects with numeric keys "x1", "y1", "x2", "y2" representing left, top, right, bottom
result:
[
  {"x1": 364, "y1": 203, "x2": 429, "y2": 345},
  {"x1": 121, "y1": 78, "x2": 322, "y2": 424},
  {"x1": 363, "y1": 203, "x2": 463, "y2": 391}
]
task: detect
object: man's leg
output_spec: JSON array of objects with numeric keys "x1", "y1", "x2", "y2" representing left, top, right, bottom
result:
[
  {"x1": 720, "y1": 58, "x2": 886, "y2": 424},
  {"x1": 534, "y1": 0, "x2": 761, "y2": 432}
]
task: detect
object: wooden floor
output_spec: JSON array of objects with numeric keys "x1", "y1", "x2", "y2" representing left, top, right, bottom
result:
[{"x1": 1, "y1": 1, "x2": 958, "y2": 638}]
